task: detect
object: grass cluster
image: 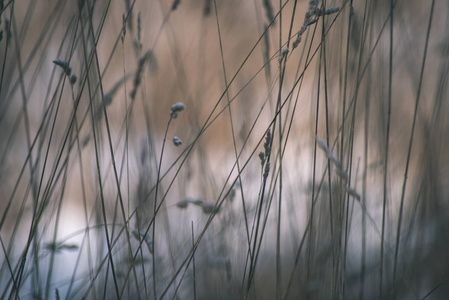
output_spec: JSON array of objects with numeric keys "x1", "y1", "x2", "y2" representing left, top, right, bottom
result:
[{"x1": 0, "y1": 0, "x2": 448, "y2": 299}]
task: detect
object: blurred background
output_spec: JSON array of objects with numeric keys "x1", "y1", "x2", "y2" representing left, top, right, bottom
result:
[{"x1": 0, "y1": 0, "x2": 448, "y2": 299}]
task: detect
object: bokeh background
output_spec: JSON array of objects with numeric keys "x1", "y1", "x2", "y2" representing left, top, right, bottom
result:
[{"x1": 0, "y1": 0, "x2": 448, "y2": 299}]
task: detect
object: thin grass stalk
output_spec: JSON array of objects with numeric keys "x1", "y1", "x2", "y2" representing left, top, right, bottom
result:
[
  {"x1": 320, "y1": 2, "x2": 338, "y2": 297},
  {"x1": 305, "y1": 23, "x2": 322, "y2": 298},
  {"x1": 246, "y1": 134, "x2": 272, "y2": 296},
  {"x1": 0, "y1": 24, "x2": 74, "y2": 282},
  {"x1": 0, "y1": 233, "x2": 19, "y2": 293},
  {"x1": 392, "y1": 1, "x2": 435, "y2": 297},
  {"x1": 44, "y1": 142, "x2": 71, "y2": 299},
  {"x1": 44, "y1": 41, "x2": 85, "y2": 295},
  {"x1": 276, "y1": 9, "x2": 312, "y2": 290},
  {"x1": 11, "y1": 53, "x2": 80, "y2": 300},
  {"x1": 0, "y1": 2, "x2": 14, "y2": 116},
  {"x1": 17, "y1": 0, "x2": 38, "y2": 44},
  {"x1": 276, "y1": 0, "x2": 283, "y2": 297},
  {"x1": 191, "y1": 222, "x2": 197, "y2": 300},
  {"x1": 345, "y1": 1, "x2": 369, "y2": 299},
  {"x1": 285, "y1": 154, "x2": 334, "y2": 300},
  {"x1": 85, "y1": 1, "x2": 144, "y2": 297},
  {"x1": 272, "y1": 13, "x2": 320, "y2": 300},
  {"x1": 78, "y1": 2, "x2": 121, "y2": 297},
  {"x1": 10, "y1": 5, "x2": 44, "y2": 297},
  {"x1": 44, "y1": 84, "x2": 83, "y2": 299},
  {"x1": 274, "y1": 0, "x2": 305, "y2": 298},
  {"x1": 379, "y1": 0, "x2": 394, "y2": 297},
  {"x1": 212, "y1": 0, "x2": 251, "y2": 276},
  {"x1": 152, "y1": 114, "x2": 174, "y2": 299},
  {"x1": 168, "y1": 219, "x2": 199, "y2": 300},
  {"x1": 160, "y1": 175, "x2": 251, "y2": 299},
  {"x1": 0, "y1": 0, "x2": 69, "y2": 124},
  {"x1": 339, "y1": 1, "x2": 354, "y2": 296},
  {"x1": 0, "y1": 17, "x2": 74, "y2": 197},
  {"x1": 360, "y1": 2, "x2": 377, "y2": 297},
  {"x1": 1, "y1": 86, "x2": 61, "y2": 297},
  {"x1": 360, "y1": 44, "x2": 371, "y2": 300},
  {"x1": 249, "y1": 124, "x2": 290, "y2": 297},
  {"x1": 421, "y1": 275, "x2": 449, "y2": 300},
  {"x1": 246, "y1": 11, "x2": 298, "y2": 300}
]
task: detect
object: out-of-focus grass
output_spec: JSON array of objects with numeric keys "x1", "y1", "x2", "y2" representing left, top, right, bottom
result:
[{"x1": 0, "y1": 0, "x2": 448, "y2": 299}]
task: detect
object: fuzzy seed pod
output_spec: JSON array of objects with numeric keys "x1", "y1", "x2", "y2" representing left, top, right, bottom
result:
[
  {"x1": 170, "y1": 102, "x2": 186, "y2": 118},
  {"x1": 53, "y1": 59, "x2": 72, "y2": 76},
  {"x1": 173, "y1": 136, "x2": 182, "y2": 146}
]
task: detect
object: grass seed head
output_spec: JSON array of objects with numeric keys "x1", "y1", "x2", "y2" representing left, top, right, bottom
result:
[
  {"x1": 201, "y1": 203, "x2": 219, "y2": 214},
  {"x1": 176, "y1": 198, "x2": 204, "y2": 209},
  {"x1": 137, "y1": 12, "x2": 141, "y2": 43},
  {"x1": 170, "y1": 102, "x2": 186, "y2": 118},
  {"x1": 69, "y1": 74, "x2": 77, "y2": 85},
  {"x1": 121, "y1": 14, "x2": 126, "y2": 43},
  {"x1": 263, "y1": 0, "x2": 275, "y2": 25},
  {"x1": 176, "y1": 200, "x2": 189, "y2": 209},
  {"x1": 309, "y1": 0, "x2": 319, "y2": 12},
  {"x1": 173, "y1": 136, "x2": 182, "y2": 146},
  {"x1": 228, "y1": 187, "x2": 236, "y2": 201},
  {"x1": 345, "y1": 186, "x2": 361, "y2": 201},
  {"x1": 124, "y1": 0, "x2": 133, "y2": 32},
  {"x1": 82, "y1": 134, "x2": 90, "y2": 148},
  {"x1": 279, "y1": 46, "x2": 289, "y2": 62},
  {"x1": 190, "y1": 198, "x2": 204, "y2": 205},
  {"x1": 293, "y1": 34, "x2": 302, "y2": 50},
  {"x1": 132, "y1": 230, "x2": 154, "y2": 254},
  {"x1": 263, "y1": 161, "x2": 270, "y2": 180},
  {"x1": 264, "y1": 129, "x2": 272, "y2": 157},
  {"x1": 203, "y1": 0, "x2": 212, "y2": 16},
  {"x1": 258, "y1": 151, "x2": 265, "y2": 165},
  {"x1": 318, "y1": 7, "x2": 340, "y2": 17},
  {"x1": 171, "y1": 0, "x2": 180, "y2": 11},
  {"x1": 44, "y1": 242, "x2": 79, "y2": 253},
  {"x1": 53, "y1": 59, "x2": 72, "y2": 76},
  {"x1": 335, "y1": 168, "x2": 348, "y2": 182},
  {"x1": 315, "y1": 135, "x2": 342, "y2": 169},
  {"x1": 130, "y1": 51, "x2": 152, "y2": 99},
  {"x1": 263, "y1": 24, "x2": 271, "y2": 77},
  {"x1": 306, "y1": 18, "x2": 318, "y2": 26}
]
